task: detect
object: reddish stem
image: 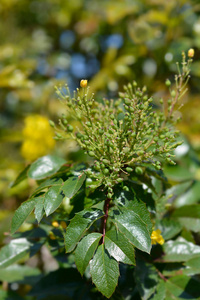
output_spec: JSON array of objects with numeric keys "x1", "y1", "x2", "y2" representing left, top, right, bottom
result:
[{"x1": 102, "y1": 197, "x2": 111, "y2": 244}]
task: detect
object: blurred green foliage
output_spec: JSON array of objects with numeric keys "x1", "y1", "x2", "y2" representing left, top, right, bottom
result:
[{"x1": 1, "y1": 0, "x2": 200, "y2": 299}]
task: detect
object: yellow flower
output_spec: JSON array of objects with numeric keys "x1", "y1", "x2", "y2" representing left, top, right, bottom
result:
[
  {"x1": 52, "y1": 221, "x2": 59, "y2": 228},
  {"x1": 21, "y1": 114, "x2": 55, "y2": 161},
  {"x1": 80, "y1": 79, "x2": 88, "y2": 88},
  {"x1": 151, "y1": 229, "x2": 164, "y2": 245},
  {"x1": 188, "y1": 48, "x2": 194, "y2": 58}
]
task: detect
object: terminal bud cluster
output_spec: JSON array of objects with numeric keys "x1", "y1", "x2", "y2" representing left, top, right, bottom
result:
[{"x1": 54, "y1": 51, "x2": 193, "y2": 196}]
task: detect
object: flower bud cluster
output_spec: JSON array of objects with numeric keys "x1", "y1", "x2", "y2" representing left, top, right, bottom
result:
[{"x1": 55, "y1": 51, "x2": 193, "y2": 196}]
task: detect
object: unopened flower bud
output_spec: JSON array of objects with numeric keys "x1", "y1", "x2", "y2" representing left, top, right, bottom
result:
[
  {"x1": 123, "y1": 186, "x2": 129, "y2": 191},
  {"x1": 188, "y1": 48, "x2": 194, "y2": 58},
  {"x1": 88, "y1": 151, "x2": 95, "y2": 157},
  {"x1": 116, "y1": 178, "x2": 123, "y2": 183},
  {"x1": 126, "y1": 167, "x2": 133, "y2": 173},
  {"x1": 67, "y1": 125, "x2": 73, "y2": 132},
  {"x1": 49, "y1": 120, "x2": 55, "y2": 127},
  {"x1": 80, "y1": 79, "x2": 88, "y2": 88},
  {"x1": 165, "y1": 79, "x2": 171, "y2": 87},
  {"x1": 135, "y1": 167, "x2": 143, "y2": 175}
]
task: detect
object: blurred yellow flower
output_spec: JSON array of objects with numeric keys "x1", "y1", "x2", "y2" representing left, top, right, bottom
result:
[
  {"x1": 52, "y1": 221, "x2": 59, "y2": 227},
  {"x1": 80, "y1": 79, "x2": 88, "y2": 88},
  {"x1": 151, "y1": 229, "x2": 164, "y2": 245},
  {"x1": 188, "y1": 48, "x2": 194, "y2": 58},
  {"x1": 21, "y1": 114, "x2": 55, "y2": 161}
]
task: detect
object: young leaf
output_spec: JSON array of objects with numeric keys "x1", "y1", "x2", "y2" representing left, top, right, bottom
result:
[
  {"x1": 44, "y1": 185, "x2": 65, "y2": 216},
  {"x1": 0, "y1": 238, "x2": 32, "y2": 268},
  {"x1": 110, "y1": 207, "x2": 152, "y2": 253},
  {"x1": 11, "y1": 198, "x2": 36, "y2": 234},
  {"x1": 75, "y1": 232, "x2": 102, "y2": 275},
  {"x1": 90, "y1": 244, "x2": 119, "y2": 298},
  {"x1": 62, "y1": 173, "x2": 86, "y2": 198},
  {"x1": 11, "y1": 165, "x2": 30, "y2": 188},
  {"x1": 104, "y1": 229, "x2": 135, "y2": 265},
  {"x1": 34, "y1": 196, "x2": 45, "y2": 223},
  {"x1": 31, "y1": 178, "x2": 63, "y2": 197},
  {"x1": 28, "y1": 155, "x2": 66, "y2": 180},
  {"x1": 65, "y1": 208, "x2": 104, "y2": 253}
]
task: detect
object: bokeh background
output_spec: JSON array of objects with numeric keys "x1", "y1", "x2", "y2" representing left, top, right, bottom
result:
[{"x1": 1, "y1": 0, "x2": 200, "y2": 298}]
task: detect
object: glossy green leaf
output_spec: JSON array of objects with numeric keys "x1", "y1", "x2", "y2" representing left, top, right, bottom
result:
[
  {"x1": 31, "y1": 178, "x2": 63, "y2": 197},
  {"x1": 0, "y1": 264, "x2": 41, "y2": 283},
  {"x1": 10, "y1": 165, "x2": 30, "y2": 188},
  {"x1": 90, "y1": 244, "x2": 119, "y2": 298},
  {"x1": 104, "y1": 229, "x2": 135, "y2": 265},
  {"x1": 34, "y1": 196, "x2": 45, "y2": 223},
  {"x1": 163, "y1": 237, "x2": 200, "y2": 262},
  {"x1": 62, "y1": 173, "x2": 86, "y2": 198},
  {"x1": 44, "y1": 185, "x2": 65, "y2": 216},
  {"x1": 28, "y1": 155, "x2": 66, "y2": 180},
  {"x1": 65, "y1": 208, "x2": 104, "y2": 253},
  {"x1": 135, "y1": 258, "x2": 159, "y2": 300},
  {"x1": 75, "y1": 232, "x2": 102, "y2": 275},
  {"x1": 11, "y1": 198, "x2": 36, "y2": 234},
  {"x1": 110, "y1": 207, "x2": 151, "y2": 253},
  {"x1": 165, "y1": 275, "x2": 200, "y2": 299},
  {"x1": 0, "y1": 238, "x2": 32, "y2": 268},
  {"x1": 115, "y1": 189, "x2": 152, "y2": 234}
]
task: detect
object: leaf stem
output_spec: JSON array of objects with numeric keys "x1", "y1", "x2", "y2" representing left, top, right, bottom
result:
[{"x1": 102, "y1": 196, "x2": 111, "y2": 244}]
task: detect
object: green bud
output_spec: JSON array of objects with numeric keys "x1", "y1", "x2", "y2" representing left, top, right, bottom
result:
[
  {"x1": 76, "y1": 132, "x2": 83, "y2": 139},
  {"x1": 99, "y1": 129, "x2": 104, "y2": 134},
  {"x1": 85, "y1": 122, "x2": 92, "y2": 127},
  {"x1": 56, "y1": 133, "x2": 62, "y2": 138},
  {"x1": 135, "y1": 167, "x2": 143, "y2": 175},
  {"x1": 67, "y1": 125, "x2": 73, "y2": 132},
  {"x1": 116, "y1": 178, "x2": 123, "y2": 183},
  {"x1": 123, "y1": 186, "x2": 129, "y2": 191},
  {"x1": 107, "y1": 193, "x2": 112, "y2": 199},
  {"x1": 63, "y1": 119, "x2": 68, "y2": 125},
  {"x1": 171, "y1": 90, "x2": 176, "y2": 97},
  {"x1": 126, "y1": 167, "x2": 133, "y2": 173},
  {"x1": 102, "y1": 159, "x2": 110, "y2": 164},
  {"x1": 88, "y1": 151, "x2": 95, "y2": 157},
  {"x1": 124, "y1": 99, "x2": 131, "y2": 105},
  {"x1": 103, "y1": 168, "x2": 109, "y2": 175},
  {"x1": 165, "y1": 79, "x2": 171, "y2": 86},
  {"x1": 133, "y1": 81, "x2": 137, "y2": 87},
  {"x1": 49, "y1": 120, "x2": 55, "y2": 127},
  {"x1": 159, "y1": 98, "x2": 163, "y2": 104}
]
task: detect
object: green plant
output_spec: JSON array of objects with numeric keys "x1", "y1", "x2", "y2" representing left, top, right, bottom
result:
[{"x1": 1, "y1": 50, "x2": 200, "y2": 300}]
